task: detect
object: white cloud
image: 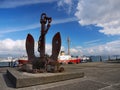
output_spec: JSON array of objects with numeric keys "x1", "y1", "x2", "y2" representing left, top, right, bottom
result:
[
  {"x1": 83, "y1": 40, "x2": 120, "y2": 55},
  {"x1": 0, "y1": 38, "x2": 63, "y2": 57},
  {"x1": 0, "y1": 39, "x2": 26, "y2": 55},
  {"x1": 64, "y1": 46, "x2": 83, "y2": 56},
  {"x1": 58, "y1": 0, "x2": 72, "y2": 6},
  {"x1": 84, "y1": 39, "x2": 101, "y2": 45},
  {"x1": 0, "y1": 17, "x2": 77, "y2": 35},
  {"x1": 70, "y1": 48, "x2": 83, "y2": 56},
  {"x1": 0, "y1": 23, "x2": 39, "y2": 34},
  {"x1": 52, "y1": 17, "x2": 78, "y2": 24},
  {"x1": 46, "y1": 44, "x2": 52, "y2": 55},
  {"x1": 57, "y1": 0, "x2": 76, "y2": 14},
  {"x1": 63, "y1": 39, "x2": 120, "y2": 56},
  {"x1": 46, "y1": 44, "x2": 65, "y2": 56},
  {"x1": 0, "y1": 38, "x2": 120, "y2": 57},
  {"x1": 0, "y1": 0, "x2": 57, "y2": 8},
  {"x1": 75, "y1": 0, "x2": 120, "y2": 35}
]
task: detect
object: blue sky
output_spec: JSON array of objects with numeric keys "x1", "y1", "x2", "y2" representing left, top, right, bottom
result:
[{"x1": 0, "y1": 0, "x2": 120, "y2": 57}]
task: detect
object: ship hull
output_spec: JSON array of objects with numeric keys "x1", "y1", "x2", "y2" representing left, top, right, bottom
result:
[{"x1": 58, "y1": 58, "x2": 81, "y2": 64}]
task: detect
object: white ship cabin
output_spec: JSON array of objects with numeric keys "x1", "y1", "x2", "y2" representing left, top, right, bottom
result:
[{"x1": 58, "y1": 51, "x2": 71, "y2": 60}]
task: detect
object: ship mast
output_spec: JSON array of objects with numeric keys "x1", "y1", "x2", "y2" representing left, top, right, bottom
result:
[{"x1": 67, "y1": 37, "x2": 70, "y2": 55}]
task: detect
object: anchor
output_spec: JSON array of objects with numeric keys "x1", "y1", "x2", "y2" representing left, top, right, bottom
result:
[{"x1": 24, "y1": 13, "x2": 64, "y2": 73}]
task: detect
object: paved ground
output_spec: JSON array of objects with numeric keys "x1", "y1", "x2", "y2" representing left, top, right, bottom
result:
[{"x1": 0, "y1": 62, "x2": 120, "y2": 90}]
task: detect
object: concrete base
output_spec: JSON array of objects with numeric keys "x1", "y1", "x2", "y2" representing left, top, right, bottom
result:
[{"x1": 7, "y1": 68, "x2": 84, "y2": 88}]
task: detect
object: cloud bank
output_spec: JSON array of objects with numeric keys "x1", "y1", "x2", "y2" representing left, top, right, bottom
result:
[
  {"x1": 83, "y1": 40, "x2": 120, "y2": 55},
  {"x1": 0, "y1": 38, "x2": 120, "y2": 57},
  {"x1": 70, "y1": 39, "x2": 120, "y2": 56},
  {"x1": 75, "y1": 0, "x2": 120, "y2": 35},
  {"x1": 0, "y1": 39, "x2": 52, "y2": 57},
  {"x1": 0, "y1": 38, "x2": 66, "y2": 57},
  {"x1": 0, "y1": 39, "x2": 26, "y2": 56}
]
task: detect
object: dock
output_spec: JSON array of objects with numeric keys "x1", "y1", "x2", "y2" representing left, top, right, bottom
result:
[{"x1": 0, "y1": 62, "x2": 120, "y2": 90}]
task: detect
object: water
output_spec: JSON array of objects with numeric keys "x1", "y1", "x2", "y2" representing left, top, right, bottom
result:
[
  {"x1": 0, "y1": 58, "x2": 15, "y2": 67},
  {"x1": 0, "y1": 62, "x2": 10, "y2": 67}
]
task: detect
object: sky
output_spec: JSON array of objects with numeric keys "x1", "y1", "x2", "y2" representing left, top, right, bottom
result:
[{"x1": 0, "y1": 0, "x2": 120, "y2": 57}]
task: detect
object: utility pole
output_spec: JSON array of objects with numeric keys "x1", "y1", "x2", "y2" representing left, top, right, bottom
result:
[{"x1": 67, "y1": 37, "x2": 70, "y2": 55}]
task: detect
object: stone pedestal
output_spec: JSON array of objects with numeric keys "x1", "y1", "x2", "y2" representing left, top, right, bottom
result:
[{"x1": 7, "y1": 68, "x2": 84, "y2": 88}]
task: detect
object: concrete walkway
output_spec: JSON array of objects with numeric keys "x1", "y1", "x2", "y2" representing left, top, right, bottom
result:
[{"x1": 0, "y1": 62, "x2": 120, "y2": 90}]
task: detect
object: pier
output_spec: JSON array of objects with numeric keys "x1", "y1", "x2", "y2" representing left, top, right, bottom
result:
[{"x1": 0, "y1": 62, "x2": 120, "y2": 90}]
